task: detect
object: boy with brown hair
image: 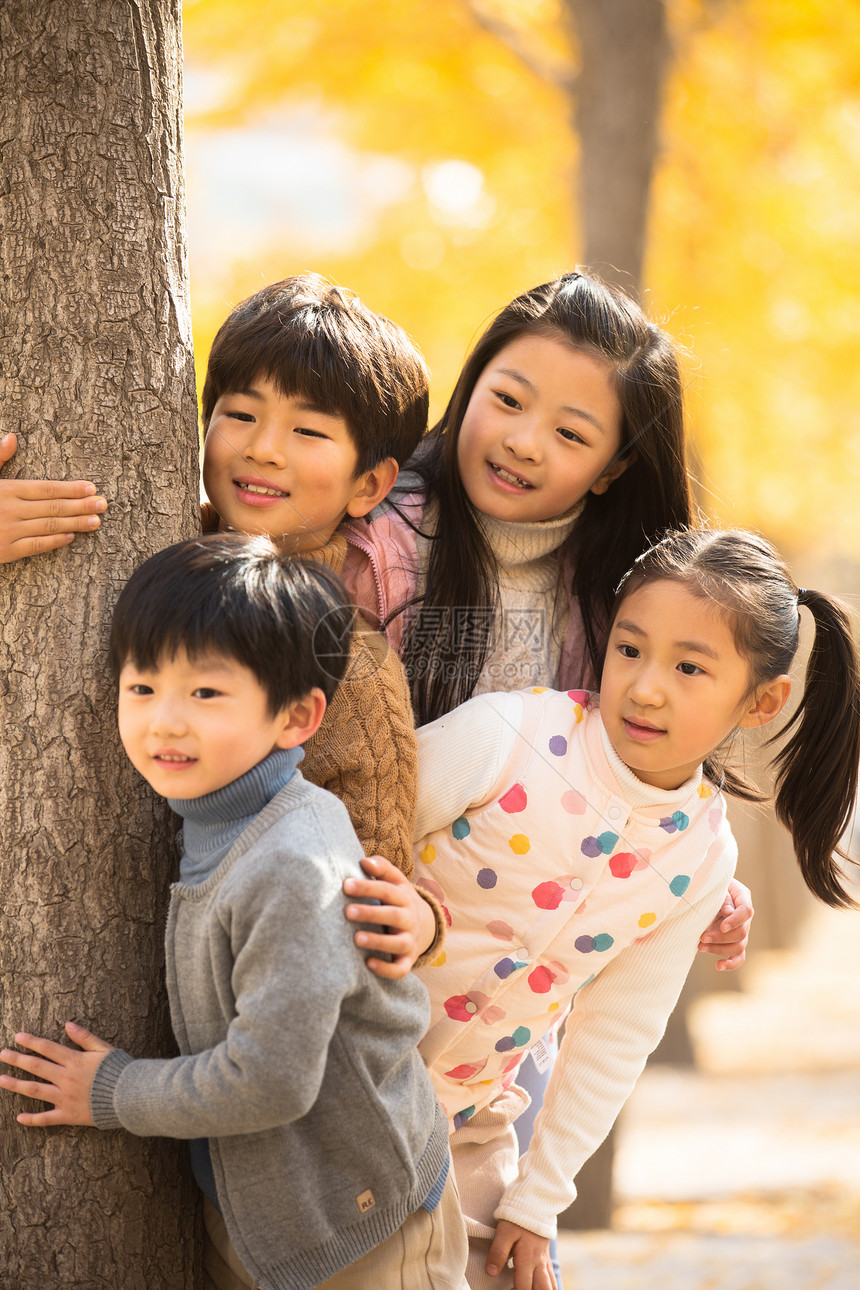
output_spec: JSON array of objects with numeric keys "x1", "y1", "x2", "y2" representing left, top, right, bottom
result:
[{"x1": 197, "y1": 274, "x2": 441, "y2": 972}]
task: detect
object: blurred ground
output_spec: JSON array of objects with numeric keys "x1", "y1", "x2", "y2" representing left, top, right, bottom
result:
[{"x1": 557, "y1": 901, "x2": 860, "y2": 1288}]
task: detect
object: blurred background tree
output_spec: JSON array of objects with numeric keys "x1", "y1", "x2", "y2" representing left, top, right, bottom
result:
[{"x1": 182, "y1": 0, "x2": 860, "y2": 561}]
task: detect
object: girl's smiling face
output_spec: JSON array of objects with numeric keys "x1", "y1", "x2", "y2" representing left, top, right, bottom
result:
[
  {"x1": 600, "y1": 580, "x2": 784, "y2": 791},
  {"x1": 456, "y1": 332, "x2": 627, "y2": 524}
]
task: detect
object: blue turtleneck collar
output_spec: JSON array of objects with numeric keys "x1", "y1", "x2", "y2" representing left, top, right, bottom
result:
[{"x1": 169, "y1": 746, "x2": 303, "y2": 885}]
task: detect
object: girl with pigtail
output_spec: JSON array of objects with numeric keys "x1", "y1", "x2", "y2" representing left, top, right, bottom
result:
[
  {"x1": 401, "y1": 527, "x2": 859, "y2": 1290},
  {"x1": 633, "y1": 534, "x2": 860, "y2": 910}
]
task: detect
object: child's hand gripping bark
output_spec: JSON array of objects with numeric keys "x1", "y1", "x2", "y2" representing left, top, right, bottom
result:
[
  {"x1": 0, "y1": 1021, "x2": 114, "y2": 1126},
  {"x1": 0, "y1": 433, "x2": 107, "y2": 563}
]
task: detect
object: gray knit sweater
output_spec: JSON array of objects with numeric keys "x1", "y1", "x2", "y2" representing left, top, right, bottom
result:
[{"x1": 89, "y1": 767, "x2": 448, "y2": 1290}]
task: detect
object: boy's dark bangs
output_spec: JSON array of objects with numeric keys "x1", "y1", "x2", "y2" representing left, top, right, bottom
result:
[
  {"x1": 263, "y1": 338, "x2": 363, "y2": 424},
  {"x1": 112, "y1": 596, "x2": 244, "y2": 678},
  {"x1": 216, "y1": 324, "x2": 365, "y2": 431}
]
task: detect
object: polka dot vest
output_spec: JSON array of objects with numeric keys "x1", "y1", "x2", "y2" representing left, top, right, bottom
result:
[{"x1": 414, "y1": 689, "x2": 731, "y2": 1127}]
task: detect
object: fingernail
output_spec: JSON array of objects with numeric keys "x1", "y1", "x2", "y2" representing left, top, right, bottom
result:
[
  {"x1": 94, "y1": 498, "x2": 107, "y2": 511},
  {"x1": 86, "y1": 516, "x2": 100, "y2": 528},
  {"x1": 355, "y1": 933, "x2": 368, "y2": 946},
  {"x1": 343, "y1": 879, "x2": 356, "y2": 893},
  {"x1": 83, "y1": 483, "x2": 96, "y2": 495}
]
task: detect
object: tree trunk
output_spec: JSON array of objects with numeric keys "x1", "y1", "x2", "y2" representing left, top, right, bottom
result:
[
  {"x1": 0, "y1": 2, "x2": 199, "y2": 1284},
  {"x1": 567, "y1": 0, "x2": 670, "y2": 294},
  {"x1": 558, "y1": 2, "x2": 671, "y2": 1228}
]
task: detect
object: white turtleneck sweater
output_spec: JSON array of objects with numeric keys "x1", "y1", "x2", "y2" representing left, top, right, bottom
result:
[{"x1": 414, "y1": 500, "x2": 583, "y2": 697}]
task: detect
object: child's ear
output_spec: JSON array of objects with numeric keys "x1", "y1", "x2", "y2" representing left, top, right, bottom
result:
[
  {"x1": 590, "y1": 450, "x2": 635, "y2": 497},
  {"x1": 738, "y1": 675, "x2": 791, "y2": 728},
  {"x1": 274, "y1": 687, "x2": 327, "y2": 748},
  {"x1": 345, "y1": 458, "x2": 399, "y2": 519}
]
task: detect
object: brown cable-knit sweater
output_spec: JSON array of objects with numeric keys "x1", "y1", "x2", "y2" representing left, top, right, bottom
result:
[{"x1": 201, "y1": 505, "x2": 444, "y2": 965}]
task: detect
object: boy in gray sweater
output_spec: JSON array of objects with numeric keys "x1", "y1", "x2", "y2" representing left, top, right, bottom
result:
[{"x1": 0, "y1": 534, "x2": 466, "y2": 1290}]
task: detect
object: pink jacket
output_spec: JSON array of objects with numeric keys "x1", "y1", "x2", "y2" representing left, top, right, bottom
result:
[
  {"x1": 340, "y1": 490, "x2": 595, "y2": 686},
  {"x1": 340, "y1": 492, "x2": 594, "y2": 688},
  {"x1": 340, "y1": 491, "x2": 424, "y2": 656}
]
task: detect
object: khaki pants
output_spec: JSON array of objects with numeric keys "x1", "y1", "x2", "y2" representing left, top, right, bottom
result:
[
  {"x1": 202, "y1": 1167, "x2": 469, "y2": 1290},
  {"x1": 449, "y1": 1084, "x2": 531, "y2": 1290}
]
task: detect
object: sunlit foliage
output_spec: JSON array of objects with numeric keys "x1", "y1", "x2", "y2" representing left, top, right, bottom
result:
[{"x1": 183, "y1": 0, "x2": 860, "y2": 554}]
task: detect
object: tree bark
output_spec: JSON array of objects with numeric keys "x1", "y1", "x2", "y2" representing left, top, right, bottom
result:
[
  {"x1": 0, "y1": 2, "x2": 199, "y2": 1284},
  {"x1": 567, "y1": 0, "x2": 670, "y2": 294}
]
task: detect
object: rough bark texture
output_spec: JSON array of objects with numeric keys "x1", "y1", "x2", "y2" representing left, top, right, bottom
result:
[
  {"x1": 567, "y1": 0, "x2": 670, "y2": 294},
  {"x1": 0, "y1": 2, "x2": 200, "y2": 1284}
]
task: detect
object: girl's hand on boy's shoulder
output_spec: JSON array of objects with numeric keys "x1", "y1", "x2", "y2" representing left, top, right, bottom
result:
[
  {"x1": 486, "y1": 1219, "x2": 557, "y2": 1290},
  {"x1": 343, "y1": 856, "x2": 437, "y2": 979},
  {"x1": 0, "y1": 433, "x2": 107, "y2": 564},
  {"x1": 0, "y1": 1021, "x2": 114, "y2": 1126},
  {"x1": 697, "y1": 877, "x2": 754, "y2": 971}
]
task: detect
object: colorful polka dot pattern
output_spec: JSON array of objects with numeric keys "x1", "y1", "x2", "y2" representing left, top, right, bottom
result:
[
  {"x1": 609, "y1": 852, "x2": 646, "y2": 879},
  {"x1": 527, "y1": 965, "x2": 556, "y2": 993},
  {"x1": 532, "y1": 880, "x2": 565, "y2": 910},
  {"x1": 494, "y1": 954, "x2": 528, "y2": 979},
  {"x1": 444, "y1": 992, "x2": 489, "y2": 1021},
  {"x1": 499, "y1": 783, "x2": 527, "y2": 813},
  {"x1": 575, "y1": 933, "x2": 614, "y2": 954},
  {"x1": 582, "y1": 831, "x2": 619, "y2": 857},
  {"x1": 423, "y1": 689, "x2": 728, "y2": 1127},
  {"x1": 495, "y1": 1026, "x2": 531, "y2": 1052},
  {"x1": 561, "y1": 789, "x2": 587, "y2": 814},
  {"x1": 567, "y1": 690, "x2": 589, "y2": 724},
  {"x1": 486, "y1": 920, "x2": 514, "y2": 941},
  {"x1": 443, "y1": 696, "x2": 704, "y2": 983},
  {"x1": 445, "y1": 1062, "x2": 484, "y2": 1080}
]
